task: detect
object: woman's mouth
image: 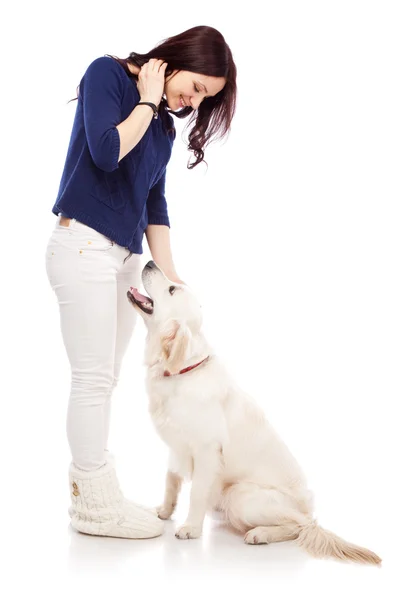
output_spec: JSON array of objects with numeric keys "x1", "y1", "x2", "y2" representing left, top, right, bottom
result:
[{"x1": 179, "y1": 95, "x2": 186, "y2": 108}]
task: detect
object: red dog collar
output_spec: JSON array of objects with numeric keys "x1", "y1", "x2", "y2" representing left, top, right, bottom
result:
[{"x1": 164, "y1": 356, "x2": 209, "y2": 377}]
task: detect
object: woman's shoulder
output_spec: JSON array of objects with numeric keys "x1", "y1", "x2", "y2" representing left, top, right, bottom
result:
[
  {"x1": 84, "y1": 55, "x2": 130, "y2": 81},
  {"x1": 86, "y1": 55, "x2": 119, "y2": 71},
  {"x1": 82, "y1": 56, "x2": 138, "y2": 95}
]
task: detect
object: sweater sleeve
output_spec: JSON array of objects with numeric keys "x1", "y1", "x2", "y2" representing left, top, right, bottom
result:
[
  {"x1": 146, "y1": 168, "x2": 170, "y2": 227},
  {"x1": 81, "y1": 57, "x2": 124, "y2": 172}
]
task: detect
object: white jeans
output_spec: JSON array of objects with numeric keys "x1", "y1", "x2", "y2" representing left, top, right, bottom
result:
[{"x1": 45, "y1": 214, "x2": 142, "y2": 471}]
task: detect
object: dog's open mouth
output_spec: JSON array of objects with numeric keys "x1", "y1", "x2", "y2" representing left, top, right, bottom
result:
[{"x1": 127, "y1": 287, "x2": 154, "y2": 314}]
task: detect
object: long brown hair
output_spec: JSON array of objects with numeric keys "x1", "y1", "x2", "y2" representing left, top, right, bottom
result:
[{"x1": 70, "y1": 26, "x2": 237, "y2": 169}]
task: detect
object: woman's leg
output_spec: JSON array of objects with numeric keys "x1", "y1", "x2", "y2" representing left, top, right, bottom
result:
[
  {"x1": 46, "y1": 220, "x2": 164, "y2": 538},
  {"x1": 46, "y1": 217, "x2": 123, "y2": 471},
  {"x1": 103, "y1": 252, "x2": 142, "y2": 451}
]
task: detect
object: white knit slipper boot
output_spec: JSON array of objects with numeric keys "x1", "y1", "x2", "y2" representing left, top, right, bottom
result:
[
  {"x1": 68, "y1": 451, "x2": 157, "y2": 518},
  {"x1": 69, "y1": 459, "x2": 164, "y2": 539}
]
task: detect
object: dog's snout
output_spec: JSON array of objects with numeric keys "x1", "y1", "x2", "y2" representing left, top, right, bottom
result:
[{"x1": 145, "y1": 260, "x2": 156, "y2": 270}]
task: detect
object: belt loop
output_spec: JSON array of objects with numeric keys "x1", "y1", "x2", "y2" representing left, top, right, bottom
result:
[{"x1": 58, "y1": 212, "x2": 78, "y2": 231}]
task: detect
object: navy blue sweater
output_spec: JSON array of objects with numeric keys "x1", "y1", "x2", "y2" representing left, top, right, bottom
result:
[{"x1": 52, "y1": 56, "x2": 175, "y2": 254}]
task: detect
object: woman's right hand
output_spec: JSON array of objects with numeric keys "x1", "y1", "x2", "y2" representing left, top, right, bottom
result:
[{"x1": 137, "y1": 59, "x2": 168, "y2": 107}]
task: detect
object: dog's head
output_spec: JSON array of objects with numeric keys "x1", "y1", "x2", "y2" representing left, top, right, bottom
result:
[{"x1": 127, "y1": 261, "x2": 205, "y2": 374}]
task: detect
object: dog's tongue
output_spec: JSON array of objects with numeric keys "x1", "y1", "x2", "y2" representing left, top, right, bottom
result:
[{"x1": 130, "y1": 287, "x2": 150, "y2": 303}]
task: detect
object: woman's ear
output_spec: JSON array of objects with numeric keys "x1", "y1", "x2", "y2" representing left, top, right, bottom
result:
[{"x1": 160, "y1": 319, "x2": 192, "y2": 374}]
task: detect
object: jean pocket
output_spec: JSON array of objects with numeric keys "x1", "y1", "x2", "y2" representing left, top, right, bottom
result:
[
  {"x1": 51, "y1": 225, "x2": 114, "y2": 254},
  {"x1": 78, "y1": 236, "x2": 114, "y2": 253}
]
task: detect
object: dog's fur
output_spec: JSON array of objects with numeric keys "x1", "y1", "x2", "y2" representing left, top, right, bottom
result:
[{"x1": 127, "y1": 261, "x2": 381, "y2": 565}]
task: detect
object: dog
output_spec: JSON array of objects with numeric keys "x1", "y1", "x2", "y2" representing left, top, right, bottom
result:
[{"x1": 127, "y1": 260, "x2": 381, "y2": 566}]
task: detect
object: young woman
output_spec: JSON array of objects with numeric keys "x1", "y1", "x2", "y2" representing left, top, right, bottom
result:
[{"x1": 45, "y1": 25, "x2": 237, "y2": 539}]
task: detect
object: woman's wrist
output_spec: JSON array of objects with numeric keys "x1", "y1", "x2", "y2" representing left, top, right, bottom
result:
[
  {"x1": 140, "y1": 96, "x2": 161, "y2": 107},
  {"x1": 164, "y1": 271, "x2": 185, "y2": 285}
]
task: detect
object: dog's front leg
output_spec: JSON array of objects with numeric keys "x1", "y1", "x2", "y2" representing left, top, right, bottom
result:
[
  {"x1": 157, "y1": 470, "x2": 183, "y2": 520},
  {"x1": 175, "y1": 443, "x2": 222, "y2": 540}
]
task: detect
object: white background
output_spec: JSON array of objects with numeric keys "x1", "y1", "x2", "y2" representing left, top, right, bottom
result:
[{"x1": 2, "y1": 0, "x2": 399, "y2": 597}]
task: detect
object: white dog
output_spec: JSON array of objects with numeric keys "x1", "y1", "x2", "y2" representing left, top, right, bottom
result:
[{"x1": 127, "y1": 261, "x2": 381, "y2": 566}]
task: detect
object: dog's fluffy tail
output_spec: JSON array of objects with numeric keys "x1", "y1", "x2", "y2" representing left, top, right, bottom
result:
[{"x1": 296, "y1": 519, "x2": 381, "y2": 565}]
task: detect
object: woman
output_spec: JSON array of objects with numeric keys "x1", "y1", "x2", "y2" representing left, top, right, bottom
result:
[{"x1": 45, "y1": 25, "x2": 237, "y2": 539}]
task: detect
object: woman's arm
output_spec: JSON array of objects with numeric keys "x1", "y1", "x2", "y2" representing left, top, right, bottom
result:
[
  {"x1": 117, "y1": 59, "x2": 168, "y2": 162},
  {"x1": 144, "y1": 225, "x2": 185, "y2": 284},
  {"x1": 116, "y1": 104, "x2": 154, "y2": 162}
]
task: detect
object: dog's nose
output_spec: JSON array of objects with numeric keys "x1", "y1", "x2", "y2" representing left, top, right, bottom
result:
[{"x1": 146, "y1": 260, "x2": 156, "y2": 270}]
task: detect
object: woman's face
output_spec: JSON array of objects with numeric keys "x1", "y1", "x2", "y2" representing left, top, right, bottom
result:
[{"x1": 164, "y1": 70, "x2": 226, "y2": 111}]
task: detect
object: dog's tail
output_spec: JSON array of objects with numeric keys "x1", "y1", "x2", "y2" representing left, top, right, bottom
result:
[{"x1": 295, "y1": 519, "x2": 381, "y2": 566}]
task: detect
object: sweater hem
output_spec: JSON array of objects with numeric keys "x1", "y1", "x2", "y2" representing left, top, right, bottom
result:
[
  {"x1": 147, "y1": 215, "x2": 171, "y2": 227},
  {"x1": 110, "y1": 127, "x2": 121, "y2": 172},
  {"x1": 52, "y1": 206, "x2": 144, "y2": 254}
]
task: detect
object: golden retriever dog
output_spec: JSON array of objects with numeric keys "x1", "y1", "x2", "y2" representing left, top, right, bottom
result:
[{"x1": 127, "y1": 261, "x2": 381, "y2": 566}]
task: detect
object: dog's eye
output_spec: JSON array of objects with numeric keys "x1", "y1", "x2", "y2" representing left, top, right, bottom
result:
[{"x1": 169, "y1": 286, "x2": 176, "y2": 295}]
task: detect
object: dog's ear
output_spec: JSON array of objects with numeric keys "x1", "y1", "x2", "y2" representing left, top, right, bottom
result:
[{"x1": 160, "y1": 319, "x2": 191, "y2": 374}]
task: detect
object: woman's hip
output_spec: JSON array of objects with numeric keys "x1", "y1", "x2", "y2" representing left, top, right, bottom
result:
[{"x1": 45, "y1": 214, "x2": 142, "y2": 287}]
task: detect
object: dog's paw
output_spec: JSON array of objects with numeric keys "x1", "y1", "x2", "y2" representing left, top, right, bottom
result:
[
  {"x1": 175, "y1": 523, "x2": 202, "y2": 539},
  {"x1": 244, "y1": 527, "x2": 270, "y2": 545},
  {"x1": 156, "y1": 505, "x2": 174, "y2": 520}
]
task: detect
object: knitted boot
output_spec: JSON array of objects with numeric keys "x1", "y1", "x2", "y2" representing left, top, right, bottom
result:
[
  {"x1": 69, "y1": 459, "x2": 164, "y2": 538},
  {"x1": 68, "y1": 451, "x2": 157, "y2": 517}
]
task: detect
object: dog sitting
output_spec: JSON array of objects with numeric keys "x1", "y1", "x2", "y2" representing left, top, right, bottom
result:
[{"x1": 127, "y1": 260, "x2": 381, "y2": 566}]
